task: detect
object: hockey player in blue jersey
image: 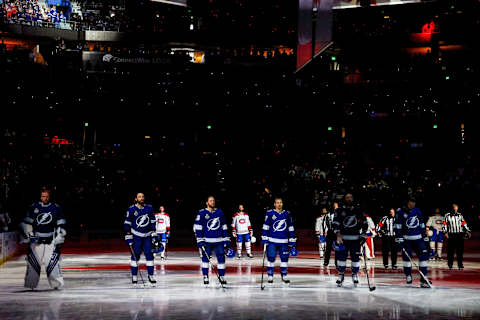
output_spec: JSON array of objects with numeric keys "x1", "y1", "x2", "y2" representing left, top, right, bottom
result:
[
  {"x1": 261, "y1": 197, "x2": 296, "y2": 284},
  {"x1": 193, "y1": 196, "x2": 230, "y2": 285},
  {"x1": 124, "y1": 193, "x2": 158, "y2": 286},
  {"x1": 394, "y1": 198, "x2": 431, "y2": 288},
  {"x1": 21, "y1": 190, "x2": 67, "y2": 290},
  {"x1": 332, "y1": 193, "x2": 368, "y2": 287}
]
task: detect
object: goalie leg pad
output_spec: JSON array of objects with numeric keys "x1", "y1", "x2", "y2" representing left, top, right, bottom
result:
[
  {"x1": 24, "y1": 244, "x2": 42, "y2": 289},
  {"x1": 45, "y1": 244, "x2": 64, "y2": 289}
]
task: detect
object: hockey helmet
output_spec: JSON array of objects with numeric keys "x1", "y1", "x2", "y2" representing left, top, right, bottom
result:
[
  {"x1": 332, "y1": 241, "x2": 345, "y2": 252},
  {"x1": 226, "y1": 247, "x2": 236, "y2": 258},
  {"x1": 251, "y1": 236, "x2": 256, "y2": 244},
  {"x1": 152, "y1": 242, "x2": 164, "y2": 254},
  {"x1": 290, "y1": 247, "x2": 299, "y2": 257}
]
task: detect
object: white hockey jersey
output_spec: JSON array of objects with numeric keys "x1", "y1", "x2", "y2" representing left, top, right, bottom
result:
[
  {"x1": 366, "y1": 216, "x2": 376, "y2": 236},
  {"x1": 315, "y1": 215, "x2": 327, "y2": 235},
  {"x1": 155, "y1": 212, "x2": 171, "y2": 233},
  {"x1": 426, "y1": 215, "x2": 444, "y2": 232},
  {"x1": 231, "y1": 212, "x2": 252, "y2": 235}
]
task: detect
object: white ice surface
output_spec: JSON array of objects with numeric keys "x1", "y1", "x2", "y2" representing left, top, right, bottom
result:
[{"x1": 1, "y1": 251, "x2": 479, "y2": 319}]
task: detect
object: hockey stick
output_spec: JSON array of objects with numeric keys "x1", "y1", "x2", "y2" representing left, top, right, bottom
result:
[
  {"x1": 362, "y1": 247, "x2": 376, "y2": 291},
  {"x1": 128, "y1": 244, "x2": 145, "y2": 287},
  {"x1": 200, "y1": 245, "x2": 225, "y2": 291},
  {"x1": 260, "y1": 243, "x2": 267, "y2": 290},
  {"x1": 401, "y1": 247, "x2": 434, "y2": 288}
]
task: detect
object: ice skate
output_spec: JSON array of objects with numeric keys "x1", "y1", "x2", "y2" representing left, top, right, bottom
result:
[
  {"x1": 219, "y1": 276, "x2": 227, "y2": 285},
  {"x1": 281, "y1": 274, "x2": 290, "y2": 284},
  {"x1": 336, "y1": 273, "x2": 345, "y2": 287},
  {"x1": 352, "y1": 273, "x2": 359, "y2": 287},
  {"x1": 132, "y1": 275, "x2": 138, "y2": 287},
  {"x1": 406, "y1": 275, "x2": 412, "y2": 284},
  {"x1": 148, "y1": 275, "x2": 156, "y2": 287},
  {"x1": 267, "y1": 275, "x2": 273, "y2": 284},
  {"x1": 203, "y1": 275, "x2": 209, "y2": 286}
]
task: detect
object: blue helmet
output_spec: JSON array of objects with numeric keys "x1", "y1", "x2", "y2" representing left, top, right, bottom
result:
[
  {"x1": 226, "y1": 247, "x2": 236, "y2": 258},
  {"x1": 332, "y1": 241, "x2": 345, "y2": 252},
  {"x1": 290, "y1": 247, "x2": 299, "y2": 257},
  {"x1": 152, "y1": 242, "x2": 164, "y2": 254}
]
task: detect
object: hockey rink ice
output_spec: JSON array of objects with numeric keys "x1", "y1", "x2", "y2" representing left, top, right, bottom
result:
[{"x1": 1, "y1": 246, "x2": 480, "y2": 320}]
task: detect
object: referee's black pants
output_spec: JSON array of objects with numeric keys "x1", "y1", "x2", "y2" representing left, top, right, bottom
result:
[
  {"x1": 381, "y1": 235, "x2": 398, "y2": 267},
  {"x1": 324, "y1": 232, "x2": 337, "y2": 266},
  {"x1": 447, "y1": 233, "x2": 464, "y2": 268}
]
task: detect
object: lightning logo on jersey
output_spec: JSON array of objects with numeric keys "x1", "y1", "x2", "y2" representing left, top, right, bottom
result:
[
  {"x1": 37, "y1": 212, "x2": 53, "y2": 225},
  {"x1": 343, "y1": 216, "x2": 358, "y2": 228},
  {"x1": 273, "y1": 219, "x2": 287, "y2": 232},
  {"x1": 207, "y1": 218, "x2": 221, "y2": 231},
  {"x1": 136, "y1": 215, "x2": 150, "y2": 228},
  {"x1": 406, "y1": 216, "x2": 420, "y2": 229}
]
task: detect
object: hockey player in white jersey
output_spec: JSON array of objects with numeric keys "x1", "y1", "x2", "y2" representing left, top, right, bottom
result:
[
  {"x1": 426, "y1": 208, "x2": 444, "y2": 260},
  {"x1": 364, "y1": 214, "x2": 376, "y2": 260},
  {"x1": 315, "y1": 208, "x2": 328, "y2": 258},
  {"x1": 155, "y1": 206, "x2": 171, "y2": 260},
  {"x1": 21, "y1": 190, "x2": 66, "y2": 290},
  {"x1": 231, "y1": 204, "x2": 254, "y2": 259}
]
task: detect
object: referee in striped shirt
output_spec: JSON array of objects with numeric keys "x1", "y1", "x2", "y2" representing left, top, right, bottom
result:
[
  {"x1": 376, "y1": 208, "x2": 398, "y2": 269},
  {"x1": 443, "y1": 204, "x2": 472, "y2": 270}
]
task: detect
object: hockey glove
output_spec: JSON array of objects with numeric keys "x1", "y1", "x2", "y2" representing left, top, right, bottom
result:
[
  {"x1": 197, "y1": 240, "x2": 206, "y2": 248},
  {"x1": 232, "y1": 230, "x2": 237, "y2": 238},
  {"x1": 261, "y1": 236, "x2": 268, "y2": 246},
  {"x1": 395, "y1": 237, "x2": 404, "y2": 248},
  {"x1": 125, "y1": 234, "x2": 133, "y2": 246},
  {"x1": 166, "y1": 231, "x2": 170, "y2": 239},
  {"x1": 223, "y1": 238, "x2": 231, "y2": 248},
  {"x1": 28, "y1": 232, "x2": 39, "y2": 244},
  {"x1": 54, "y1": 228, "x2": 66, "y2": 245},
  {"x1": 423, "y1": 236, "x2": 430, "y2": 249}
]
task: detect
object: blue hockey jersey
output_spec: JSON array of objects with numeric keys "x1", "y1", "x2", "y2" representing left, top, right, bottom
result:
[
  {"x1": 394, "y1": 207, "x2": 426, "y2": 240},
  {"x1": 261, "y1": 209, "x2": 296, "y2": 245},
  {"x1": 24, "y1": 202, "x2": 66, "y2": 239},
  {"x1": 193, "y1": 208, "x2": 229, "y2": 245},
  {"x1": 124, "y1": 204, "x2": 156, "y2": 238},
  {"x1": 332, "y1": 205, "x2": 368, "y2": 240}
]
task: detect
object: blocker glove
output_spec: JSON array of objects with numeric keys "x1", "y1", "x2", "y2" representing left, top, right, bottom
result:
[
  {"x1": 223, "y1": 237, "x2": 231, "y2": 248},
  {"x1": 395, "y1": 237, "x2": 404, "y2": 248},
  {"x1": 197, "y1": 238, "x2": 206, "y2": 248}
]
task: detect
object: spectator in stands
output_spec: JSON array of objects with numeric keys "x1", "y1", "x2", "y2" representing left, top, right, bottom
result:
[{"x1": 0, "y1": 203, "x2": 11, "y2": 232}]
